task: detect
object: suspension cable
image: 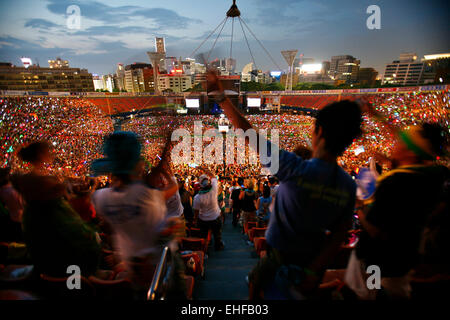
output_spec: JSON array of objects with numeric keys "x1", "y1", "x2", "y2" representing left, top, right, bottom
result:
[
  {"x1": 189, "y1": 16, "x2": 228, "y2": 59},
  {"x1": 238, "y1": 17, "x2": 257, "y2": 71},
  {"x1": 229, "y1": 17, "x2": 235, "y2": 61},
  {"x1": 239, "y1": 17, "x2": 282, "y2": 70},
  {"x1": 206, "y1": 17, "x2": 229, "y2": 63}
]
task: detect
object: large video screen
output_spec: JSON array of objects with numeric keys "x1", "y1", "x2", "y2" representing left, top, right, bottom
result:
[
  {"x1": 185, "y1": 98, "x2": 200, "y2": 108},
  {"x1": 247, "y1": 98, "x2": 261, "y2": 107}
]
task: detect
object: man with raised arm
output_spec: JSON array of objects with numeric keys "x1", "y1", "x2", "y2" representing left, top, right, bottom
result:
[{"x1": 206, "y1": 70, "x2": 363, "y2": 299}]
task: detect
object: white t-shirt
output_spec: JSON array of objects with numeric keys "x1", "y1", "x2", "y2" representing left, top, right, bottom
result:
[
  {"x1": 193, "y1": 178, "x2": 221, "y2": 221},
  {"x1": 165, "y1": 176, "x2": 184, "y2": 218},
  {"x1": 92, "y1": 182, "x2": 167, "y2": 260}
]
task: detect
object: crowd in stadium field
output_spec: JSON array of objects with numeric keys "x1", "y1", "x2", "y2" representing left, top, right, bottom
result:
[
  {"x1": 0, "y1": 86, "x2": 449, "y2": 301},
  {"x1": 1, "y1": 97, "x2": 113, "y2": 177},
  {"x1": 1, "y1": 91, "x2": 449, "y2": 179}
]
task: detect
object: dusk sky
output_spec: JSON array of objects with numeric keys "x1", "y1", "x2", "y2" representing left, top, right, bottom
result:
[{"x1": 0, "y1": 0, "x2": 449, "y2": 76}]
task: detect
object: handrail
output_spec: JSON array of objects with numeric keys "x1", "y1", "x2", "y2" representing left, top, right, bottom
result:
[{"x1": 147, "y1": 246, "x2": 170, "y2": 300}]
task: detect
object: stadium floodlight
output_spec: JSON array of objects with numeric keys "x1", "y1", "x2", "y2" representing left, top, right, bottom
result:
[{"x1": 281, "y1": 50, "x2": 298, "y2": 91}]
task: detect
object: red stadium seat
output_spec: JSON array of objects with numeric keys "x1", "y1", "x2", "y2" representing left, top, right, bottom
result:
[
  {"x1": 39, "y1": 273, "x2": 95, "y2": 299},
  {"x1": 180, "y1": 237, "x2": 208, "y2": 253},
  {"x1": 181, "y1": 251, "x2": 205, "y2": 278},
  {"x1": 184, "y1": 275, "x2": 195, "y2": 300},
  {"x1": 245, "y1": 221, "x2": 258, "y2": 237},
  {"x1": 88, "y1": 276, "x2": 133, "y2": 300},
  {"x1": 253, "y1": 237, "x2": 267, "y2": 256},
  {"x1": 248, "y1": 227, "x2": 267, "y2": 242}
]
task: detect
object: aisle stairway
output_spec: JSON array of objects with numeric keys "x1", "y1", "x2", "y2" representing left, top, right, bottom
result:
[{"x1": 193, "y1": 215, "x2": 259, "y2": 300}]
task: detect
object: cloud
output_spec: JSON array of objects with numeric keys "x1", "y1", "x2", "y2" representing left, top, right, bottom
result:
[
  {"x1": 45, "y1": 0, "x2": 201, "y2": 30},
  {"x1": 24, "y1": 18, "x2": 59, "y2": 30}
]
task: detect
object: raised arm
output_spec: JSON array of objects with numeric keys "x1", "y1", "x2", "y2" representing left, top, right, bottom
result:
[{"x1": 206, "y1": 70, "x2": 253, "y2": 132}]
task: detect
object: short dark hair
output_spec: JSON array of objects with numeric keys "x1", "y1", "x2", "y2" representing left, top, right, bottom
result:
[
  {"x1": 315, "y1": 100, "x2": 362, "y2": 156},
  {"x1": 18, "y1": 141, "x2": 50, "y2": 164},
  {"x1": 268, "y1": 176, "x2": 278, "y2": 185},
  {"x1": 263, "y1": 185, "x2": 271, "y2": 198}
]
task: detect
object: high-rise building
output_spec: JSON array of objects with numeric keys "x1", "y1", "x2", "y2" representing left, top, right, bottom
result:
[
  {"x1": 383, "y1": 53, "x2": 434, "y2": 85},
  {"x1": 357, "y1": 68, "x2": 378, "y2": 86},
  {"x1": 155, "y1": 37, "x2": 166, "y2": 54},
  {"x1": 115, "y1": 63, "x2": 125, "y2": 91},
  {"x1": 124, "y1": 63, "x2": 154, "y2": 93},
  {"x1": 158, "y1": 73, "x2": 192, "y2": 93},
  {"x1": 102, "y1": 74, "x2": 115, "y2": 92},
  {"x1": 0, "y1": 63, "x2": 94, "y2": 92},
  {"x1": 225, "y1": 58, "x2": 236, "y2": 73},
  {"x1": 422, "y1": 53, "x2": 450, "y2": 84},
  {"x1": 330, "y1": 55, "x2": 360, "y2": 84},
  {"x1": 92, "y1": 74, "x2": 105, "y2": 91},
  {"x1": 322, "y1": 61, "x2": 331, "y2": 75},
  {"x1": 48, "y1": 57, "x2": 69, "y2": 68}
]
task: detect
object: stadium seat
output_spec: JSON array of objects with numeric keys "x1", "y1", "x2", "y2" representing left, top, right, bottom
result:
[
  {"x1": 248, "y1": 227, "x2": 267, "y2": 242},
  {"x1": 88, "y1": 276, "x2": 133, "y2": 300},
  {"x1": 0, "y1": 264, "x2": 34, "y2": 289},
  {"x1": 321, "y1": 269, "x2": 346, "y2": 284},
  {"x1": 184, "y1": 275, "x2": 195, "y2": 300},
  {"x1": 259, "y1": 250, "x2": 267, "y2": 259},
  {"x1": 410, "y1": 273, "x2": 450, "y2": 300},
  {"x1": 39, "y1": 273, "x2": 95, "y2": 299},
  {"x1": 253, "y1": 237, "x2": 267, "y2": 256},
  {"x1": 0, "y1": 289, "x2": 39, "y2": 300},
  {"x1": 180, "y1": 250, "x2": 205, "y2": 278},
  {"x1": 245, "y1": 221, "x2": 258, "y2": 237},
  {"x1": 180, "y1": 237, "x2": 208, "y2": 253}
]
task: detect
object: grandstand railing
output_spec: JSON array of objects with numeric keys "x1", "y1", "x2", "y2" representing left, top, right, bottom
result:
[
  {"x1": 147, "y1": 246, "x2": 172, "y2": 301},
  {"x1": 1, "y1": 84, "x2": 448, "y2": 97}
]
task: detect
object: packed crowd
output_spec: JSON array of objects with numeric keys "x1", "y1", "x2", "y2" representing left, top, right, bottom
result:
[
  {"x1": 1, "y1": 97, "x2": 113, "y2": 177},
  {"x1": 0, "y1": 87, "x2": 449, "y2": 300}
]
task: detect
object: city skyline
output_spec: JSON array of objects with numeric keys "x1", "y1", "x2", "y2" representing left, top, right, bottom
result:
[{"x1": 0, "y1": 0, "x2": 449, "y2": 76}]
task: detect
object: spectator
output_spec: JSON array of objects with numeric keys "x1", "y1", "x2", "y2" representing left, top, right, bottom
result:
[
  {"x1": 91, "y1": 131, "x2": 180, "y2": 298},
  {"x1": 13, "y1": 141, "x2": 101, "y2": 277},
  {"x1": 230, "y1": 177, "x2": 244, "y2": 227},
  {"x1": 193, "y1": 168, "x2": 225, "y2": 251},
  {"x1": 209, "y1": 69, "x2": 363, "y2": 300},
  {"x1": 346, "y1": 122, "x2": 450, "y2": 300},
  {"x1": 178, "y1": 178, "x2": 194, "y2": 224},
  {"x1": 68, "y1": 181, "x2": 97, "y2": 224},
  {"x1": 256, "y1": 185, "x2": 272, "y2": 228},
  {"x1": 0, "y1": 167, "x2": 24, "y2": 242},
  {"x1": 239, "y1": 179, "x2": 257, "y2": 233}
]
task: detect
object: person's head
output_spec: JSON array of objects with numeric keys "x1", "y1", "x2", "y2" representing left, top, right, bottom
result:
[
  {"x1": 91, "y1": 131, "x2": 142, "y2": 185},
  {"x1": 391, "y1": 122, "x2": 447, "y2": 167},
  {"x1": 313, "y1": 100, "x2": 362, "y2": 157},
  {"x1": 262, "y1": 185, "x2": 271, "y2": 198},
  {"x1": 237, "y1": 177, "x2": 244, "y2": 187},
  {"x1": 18, "y1": 141, "x2": 52, "y2": 167},
  {"x1": 268, "y1": 176, "x2": 278, "y2": 187},
  {"x1": 199, "y1": 174, "x2": 211, "y2": 190},
  {"x1": 244, "y1": 179, "x2": 254, "y2": 190}
]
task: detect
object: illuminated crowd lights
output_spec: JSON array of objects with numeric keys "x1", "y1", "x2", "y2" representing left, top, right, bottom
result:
[{"x1": 1, "y1": 90, "x2": 448, "y2": 178}]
